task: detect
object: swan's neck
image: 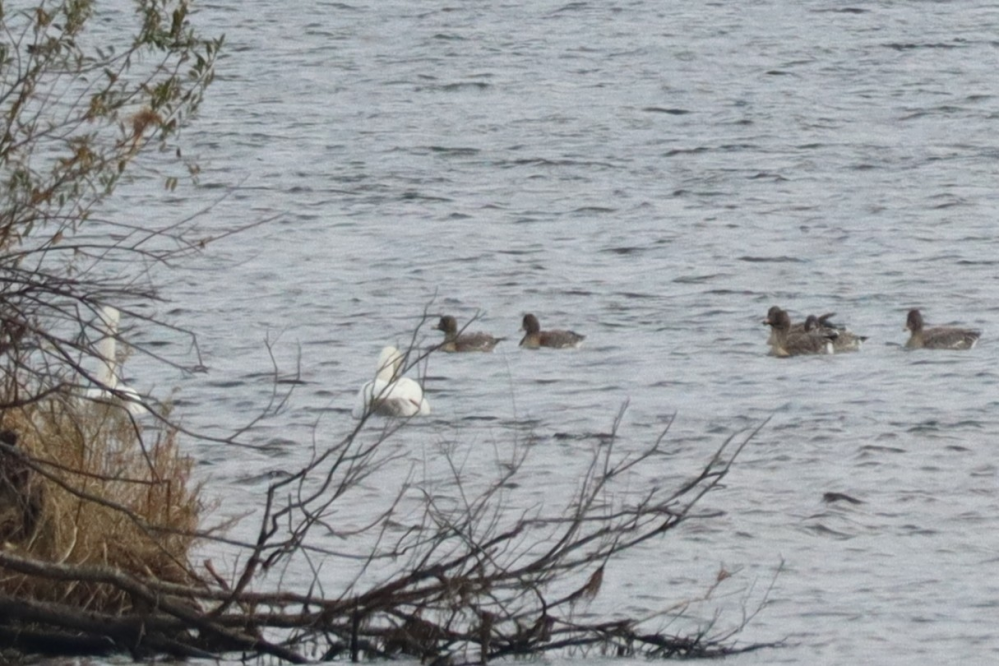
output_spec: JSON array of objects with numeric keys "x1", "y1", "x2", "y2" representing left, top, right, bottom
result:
[
  {"x1": 95, "y1": 306, "x2": 120, "y2": 388},
  {"x1": 376, "y1": 347, "x2": 403, "y2": 382},
  {"x1": 376, "y1": 359, "x2": 398, "y2": 382}
]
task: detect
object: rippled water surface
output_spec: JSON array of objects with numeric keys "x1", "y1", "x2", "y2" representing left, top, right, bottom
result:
[{"x1": 108, "y1": 1, "x2": 999, "y2": 663}]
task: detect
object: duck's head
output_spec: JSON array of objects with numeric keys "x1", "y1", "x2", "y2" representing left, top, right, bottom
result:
[
  {"x1": 764, "y1": 308, "x2": 791, "y2": 332},
  {"x1": 435, "y1": 315, "x2": 458, "y2": 335}
]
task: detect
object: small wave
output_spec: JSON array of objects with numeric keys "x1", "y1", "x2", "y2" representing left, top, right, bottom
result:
[
  {"x1": 664, "y1": 146, "x2": 709, "y2": 157},
  {"x1": 553, "y1": 431, "x2": 615, "y2": 443},
  {"x1": 812, "y1": 7, "x2": 868, "y2": 13},
  {"x1": 885, "y1": 42, "x2": 961, "y2": 51},
  {"x1": 434, "y1": 81, "x2": 491, "y2": 92},
  {"x1": 615, "y1": 291, "x2": 657, "y2": 299},
  {"x1": 749, "y1": 172, "x2": 789, "y2": 181},
  {"x1": 738, "y1": 255, "x2": 803, "y2": 263},
  {"x1": 673, "y1": 274, "x2": 721, "y2": 284},
  {"x1": 858, "y1": 444, "x2": 906, "y2": 454},
  {"x1": 603, "y1": 246, "x2": 644, "y2": 255},
  {"x1": 642, "y1": 107, "x2": 690, "y2": 115},
  {"x1": 428, "y1": 146, "x2": 481, "y2": 156},
  {"x1": 400, "y1": 191, "x2": 452, "y2": 202},
  {"x1": 236, "y1": 470, "x2": 291, "y2": 485},
  {"x1": 550, "y1": 2, "x2": 589, "y2": 14},
  {"x1": 801, "y1": 523, "x2": 854, "y2": 539}
]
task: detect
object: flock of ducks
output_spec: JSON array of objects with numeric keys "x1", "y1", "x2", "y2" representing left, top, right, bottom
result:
[
  {"x1": 354, "y1": 306, "x2": 983, "y2": 419},
  {"x1": 353, "y1": 313, "x2": 584, "y2": 417},
  {"x1": 80, "y1": 305, "x2": 983, "y2": 420},
  {"x1": 763, "y1": 306, "x2": 980, "y2": 357},
  {"x1": 434, "y1": 313, "x2": 586, "y2": 353}
]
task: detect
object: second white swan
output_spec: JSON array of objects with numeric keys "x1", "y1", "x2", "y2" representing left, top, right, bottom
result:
[
  {"x1": 84, "y1": 306, "x2": 149, "y2": 416},
  {"x1": 352, "y1": 346, "x2": 430, "y2": 418}
]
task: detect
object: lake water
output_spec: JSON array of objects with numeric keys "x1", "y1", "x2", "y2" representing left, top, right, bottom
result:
[{"x1": 104, "y1": 1, "x2": 999, "y2": 663}]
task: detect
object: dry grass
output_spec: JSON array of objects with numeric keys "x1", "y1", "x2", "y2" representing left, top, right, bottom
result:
[{"x1": 0, "y1": 395, "x2": 203, "y2": 614}]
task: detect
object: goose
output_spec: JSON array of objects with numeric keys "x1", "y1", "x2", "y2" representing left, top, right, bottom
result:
[
  {"x1": 84, "y1": 306, "x2": 149, "y2": 415},
  {"x1": 434, "y1": 315, "x2": 505, "y2": 352},
  {"x1": 904, "y1": 309, "x2": 980, "y2": 350},
  {"x1": 519, "y1": 314, "x2": 585, "y2": 349},
  {"x1": 764, "y1": 306, "x2": 836, "y2": 347},
  {"x1": 804, "y1": 314, "x2": 867, "y2": 352},
  {"x1": 763, "y1": 307, "x2": 836, "y2": 357},
  {"x1": 352, "y1": 346, "x2": 430, "y2": 418}
]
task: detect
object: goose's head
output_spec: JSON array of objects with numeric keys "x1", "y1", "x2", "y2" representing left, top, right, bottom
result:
[
  {"x1": 435, "y1": 316, "x2": 458, "y2": 336},
  {"x1": 521, "y1": 314, "x2": 541, "y2": 334},
  {"x1": 905, "y1": 309, "x2": 924, "y2": 333},
  {"x1": 764, "y1": 308, "x2": 791, "y2": 332}
]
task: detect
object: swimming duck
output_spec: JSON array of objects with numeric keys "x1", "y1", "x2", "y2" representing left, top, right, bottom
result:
[
  {"x1": 519, "y1": 314, "x2": 585, "y2": 349},
  {"x1": 804, "y1": 314, "x2": 867, "y2": 352},
  {"x1": 434, "y1": 315, "x2": 505, "y2": 352},
  {"x1": 765, "y1": 306, "x2": 836, "y2": 347},
  {"x1": 352, "y1": 346, "x2": 431, "y2": 418},
  {"x1": 904, "y1": 309, "x2": 980, "y2": 350},
  {"x1": 763, "y1": 307, "x2": 836, "y2": 357}
]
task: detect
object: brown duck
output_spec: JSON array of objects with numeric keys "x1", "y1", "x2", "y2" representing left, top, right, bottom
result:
[
  {"x1": 765, "y1": 306, "x2": 835, "y2": 347},
  {"x1": 804, "y1": 314, "x2": 867, "y2": 352},
  {"x1": 519, "y1": 314, "x2": 585, "y2": 349},
  {"x1": 434, "y1": 315, "x2": 505, "y2": 353},
  {"x1": 763, "y1": 307, "x2": 836, "y2": 357},
  {"x1": 904, "y1": 309, "x2": 980, "y2": 350}
]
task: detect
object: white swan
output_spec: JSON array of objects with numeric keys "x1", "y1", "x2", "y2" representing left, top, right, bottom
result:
[
  {"x1": 352, "y1": 346, "x2": 430, "y2": 419},
  {"x1": 84, "y1": 306, "x2": 148, "y2": 416}
]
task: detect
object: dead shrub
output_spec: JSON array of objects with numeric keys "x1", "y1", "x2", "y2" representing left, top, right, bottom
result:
[{"x1": 0, "y1": 395, "x2": 202, "y2": 613}]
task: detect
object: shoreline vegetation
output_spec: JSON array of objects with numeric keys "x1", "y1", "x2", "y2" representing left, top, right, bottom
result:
[
  {"x1": 0, "y1": 1, "x2": 777, "y2": 661},
  {"x1": 0, "y1": 366, "x2": 779, "y2": 662}
]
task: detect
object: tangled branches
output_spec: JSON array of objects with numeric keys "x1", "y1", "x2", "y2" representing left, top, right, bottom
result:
[
  {"x1": 0, "y1": 353, "x2": 779, "y2": 662},
  {"x1": 0, "y1": 3, "x2": 780, "y2": 661}
]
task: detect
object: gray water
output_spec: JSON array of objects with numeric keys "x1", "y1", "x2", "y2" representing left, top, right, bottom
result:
[{"x1": 106, "y1": 1, "x2": 999, "y2": 663}]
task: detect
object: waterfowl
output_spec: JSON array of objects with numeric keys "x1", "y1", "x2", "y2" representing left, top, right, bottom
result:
[
  {"x1": 352, "y1": 346, "x2": 431, "y2": 418},
  {"x1": 84, "y1": 306, "x2": 148, "y2": 415},
  {"x1": 904, "y1": 309, "x2": 980, "y2": 350},
  {"x1": 804, "y1": 314, "x2": 867, "y2": 352},
  {"x1": 763, "y1": 307, "x2": 835, "y2": 357},
  {"x1": 519, "y1": 314, "x2": 585, "y2": 349},
  {"x1": 434, "y1": 315, "x2": 505, "y2": 353},
  {"x1": 764, "y1": 306, "x2": 836, "y2": 347}
]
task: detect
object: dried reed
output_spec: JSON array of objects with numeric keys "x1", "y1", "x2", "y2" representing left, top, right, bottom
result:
[{"x1": 0, "y1": 395, "x2": 203, "y2": 614}]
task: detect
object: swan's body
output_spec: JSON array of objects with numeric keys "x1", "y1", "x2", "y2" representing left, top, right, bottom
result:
[
  {"x1": 352, "y1": 346, "x2": 430, "y2": 418},
  {"x1": 84, "y1": 306, "x2": 148, "y2": 415}
]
